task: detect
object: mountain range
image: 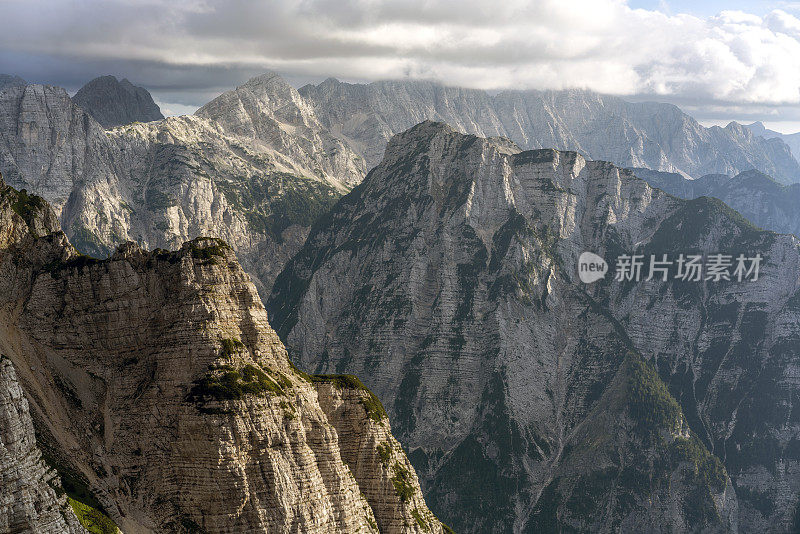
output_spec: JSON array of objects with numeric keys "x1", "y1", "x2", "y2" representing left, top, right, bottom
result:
[
  {"x1": 268, "y1": 121, "x2": 800, "y2": 533},
  {"x1": 631, "y1": 167, "x2": 800, "y2": 237},
  {"x1": 300, "y1": 78, "x2": 800, "y2": 184},
  {"x1": 2, "y1": 71, "x2": 800, "y2": 303},
  {"x1": 3, "y1": 70, "x2": 800, "y2": 533},
  {"x1": 0, "y1": 173, "x2": 445, "y2": 533}
]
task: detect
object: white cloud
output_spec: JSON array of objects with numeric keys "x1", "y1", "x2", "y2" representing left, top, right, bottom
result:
[{"x1": 2, "y1": 0, "x2": 800, "y2": 109}]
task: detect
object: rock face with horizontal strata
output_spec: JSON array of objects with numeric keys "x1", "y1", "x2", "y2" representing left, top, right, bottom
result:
[
  {"x1": 270, "y1": 121, "x2": 800, "y2": 532},
  {"x1": 0, "y1": 78, "x2": 357, "y2": 299},
  {"x1": 0, "y1": 357, "x2": 84, "y2": 534},
  {"x1": 0, "y1": 173, "x2": 442, "y2": 533}
]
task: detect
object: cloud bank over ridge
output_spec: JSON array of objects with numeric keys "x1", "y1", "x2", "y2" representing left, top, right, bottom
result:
[{"x1": 2, "y1": 0, "x2": 800, "y2": 128}]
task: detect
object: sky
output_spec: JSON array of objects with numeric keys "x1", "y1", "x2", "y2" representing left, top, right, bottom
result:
[{"x1": 3, "y1": 0, "x2": 800, "y2": 132}]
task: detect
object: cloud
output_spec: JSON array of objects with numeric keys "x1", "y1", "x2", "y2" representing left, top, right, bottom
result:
[{"x1": 1, "y1": 0, "x2": 800, "y2": 117}]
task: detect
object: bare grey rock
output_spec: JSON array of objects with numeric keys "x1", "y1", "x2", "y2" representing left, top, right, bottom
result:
[
  {"x1": 0, "y1": 357, "x2": 85, "y2": 533},
  {"x1": 270, "y1": 122, "x2": 800, "y2": 533},
  {"x1": 73, "y1": 76, "x2": 164, "y2": 128},
  {"x1": 0, "y1": 74, "x2": 26, "y2": 92},
  {"x1": 300, "y1": 79, "x2": 800, "y2": 183},
  {"x1": 196, "y1": 72, "x2": 367, "y2": 188}
]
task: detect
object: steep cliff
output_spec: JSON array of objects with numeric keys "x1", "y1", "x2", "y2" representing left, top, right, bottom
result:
[
  {"x1": 0, "y1": 356, "x2": 85, "y2": 533},
  {"x1": 0, "y1": 79, "x2": 352, "y2": 298},
  {"x1": 73, "y1": 76, "x2": 164, "y2": 128},
  {"x1": 0, "y1": 84, "x2": 115, "y2": 212},
  {"x1": 270, "y1": 122, "x2": 800, "y2": 532},
  {"x1": 0, "y1": 174, "x2": 443, "y2": 533}
]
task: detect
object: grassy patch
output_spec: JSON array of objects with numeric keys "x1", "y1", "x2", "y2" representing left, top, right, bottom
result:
[
  {"x1": 68, "y1": 497, "x2": 119, "y2": 534},
  {"x1": 10, "y1": 188, "x2": 46, "y2": 232},
  {"x1": 219, "y1": 337, "x2": 244, "y2": 357},
  {"x1": 411, "y1": 508, "x2": 430, "y2": 531},
  {"x1": 217, "y1": 172, "x2": 342, "y2": 242},
  {"x1": 376, "y1": 442, "x2": 392, "y2": 466},
  {"x1": 189, "y1": 239, "x2": 230, "y2": 264},
  {"x1": 626, "y1": 353, "x2": 682, "y2": 438},
  {"x1": 188, "y1": 363, "x2": 287, "y2": 403},
  {"x1": 669, "y1": 436, "x2": 727, "y2": 492},
  {"x1": 390, "y1": 461, "x2": 415, "y2": 503}
]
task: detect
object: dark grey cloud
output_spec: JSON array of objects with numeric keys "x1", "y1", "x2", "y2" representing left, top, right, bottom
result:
[{"x1": 2, "y1": 0, "x2": 800, "y2": 130}]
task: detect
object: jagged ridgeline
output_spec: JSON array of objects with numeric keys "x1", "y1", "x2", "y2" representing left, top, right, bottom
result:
[
  {"x1": 632, "y1": 167, "x2": 800, "y2": 237},
  {"x1": 268, "y1": 121, "x2": 800, "y2": 533},
  {"x1": 0, "y1": 74, "x2": 364, "y2": 302},
  {"x1": 0, "y1": 175, "x2": 447, "y2": 533},
  {"x1": 3, "y1": 71, "x2": 800, "y2": 311}
]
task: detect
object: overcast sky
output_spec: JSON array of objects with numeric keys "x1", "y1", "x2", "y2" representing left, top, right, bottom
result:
[{"x1": 3, "y1": 0, "x2": 800, "y2": 132}]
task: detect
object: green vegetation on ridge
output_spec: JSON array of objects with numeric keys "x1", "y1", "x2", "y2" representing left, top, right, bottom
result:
[
  {"x1": 68, "y1": 498, "x2": 119, "y2": 534},
  {"x1": 216, "y1": 172, "x2": 342, "y2": 242}
]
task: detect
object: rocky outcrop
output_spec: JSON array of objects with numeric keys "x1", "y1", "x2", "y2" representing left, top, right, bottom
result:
[
  {"x1": 314, "y1": 377, "x2": 445, "y2": 533},
  {"x1": 744, "y1": 122, "x2": 800, "y2": 162},
  {"x1": 73, "y1": 76, "x2": 164, "y2": 129},
  {"x1": 300, "y1": 78, "x2": 800, "y2": 183},
  {"x1": 269, "y1": 122, "x2": 800, "y2": 532},
  {"x1": 0, "y1": 356, "x2": 85, "y2": 534},
  {"x1": 0, "y1": 174, "x2": 443, "y2": 533},
  {"x1": 0, "y1": 74, "x2": 26, "y2": 92},
  {"x1": 0, "y1": 79, "x2": 350, "y2": 298},
  {"x1": 196, "y1": 72, "x2": 366, "y2": 188}
]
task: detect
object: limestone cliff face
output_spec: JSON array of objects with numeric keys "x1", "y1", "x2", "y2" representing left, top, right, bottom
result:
[
  {"x1": 0, "y1": 84, "x2": 114, "y2": 211},
  {"x1": 269, "y1": 122, "x2": 800, "y2": 532},
  {"x1": 73, "y1": 76, "x2": 164, "y2": 128},
  {"x1": 196, "y1": 72, "x2": 366, "y2": 188},
  {"x1": 0, "y1": 78, "x2": 352, "y2": 298},
  {"x1": 0, "y1": 175, "x2": 443, "y2": 533},
  {"x1": 299, "y1": 79, "x2": 800, "y2": 183},
  {"x1": 0, "y1": 357, "x2": 85, "y2": 534}
]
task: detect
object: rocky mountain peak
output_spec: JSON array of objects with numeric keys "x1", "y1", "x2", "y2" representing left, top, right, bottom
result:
[
  {"x1": 72, "y1": 75, "x2": 164, "y2": 128},
  {"x1": 197, "y1": 71, "x2": 305, "y2": 124},
  {"x1": 0, "y1": 176, "x2": 446, "y2": 533},
  {"x1": 0, "y1": 74, "x2": 26, "y2": 92},
  {"x1": 269, "y1": 123, "x2": 800, "y2": 532}
]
